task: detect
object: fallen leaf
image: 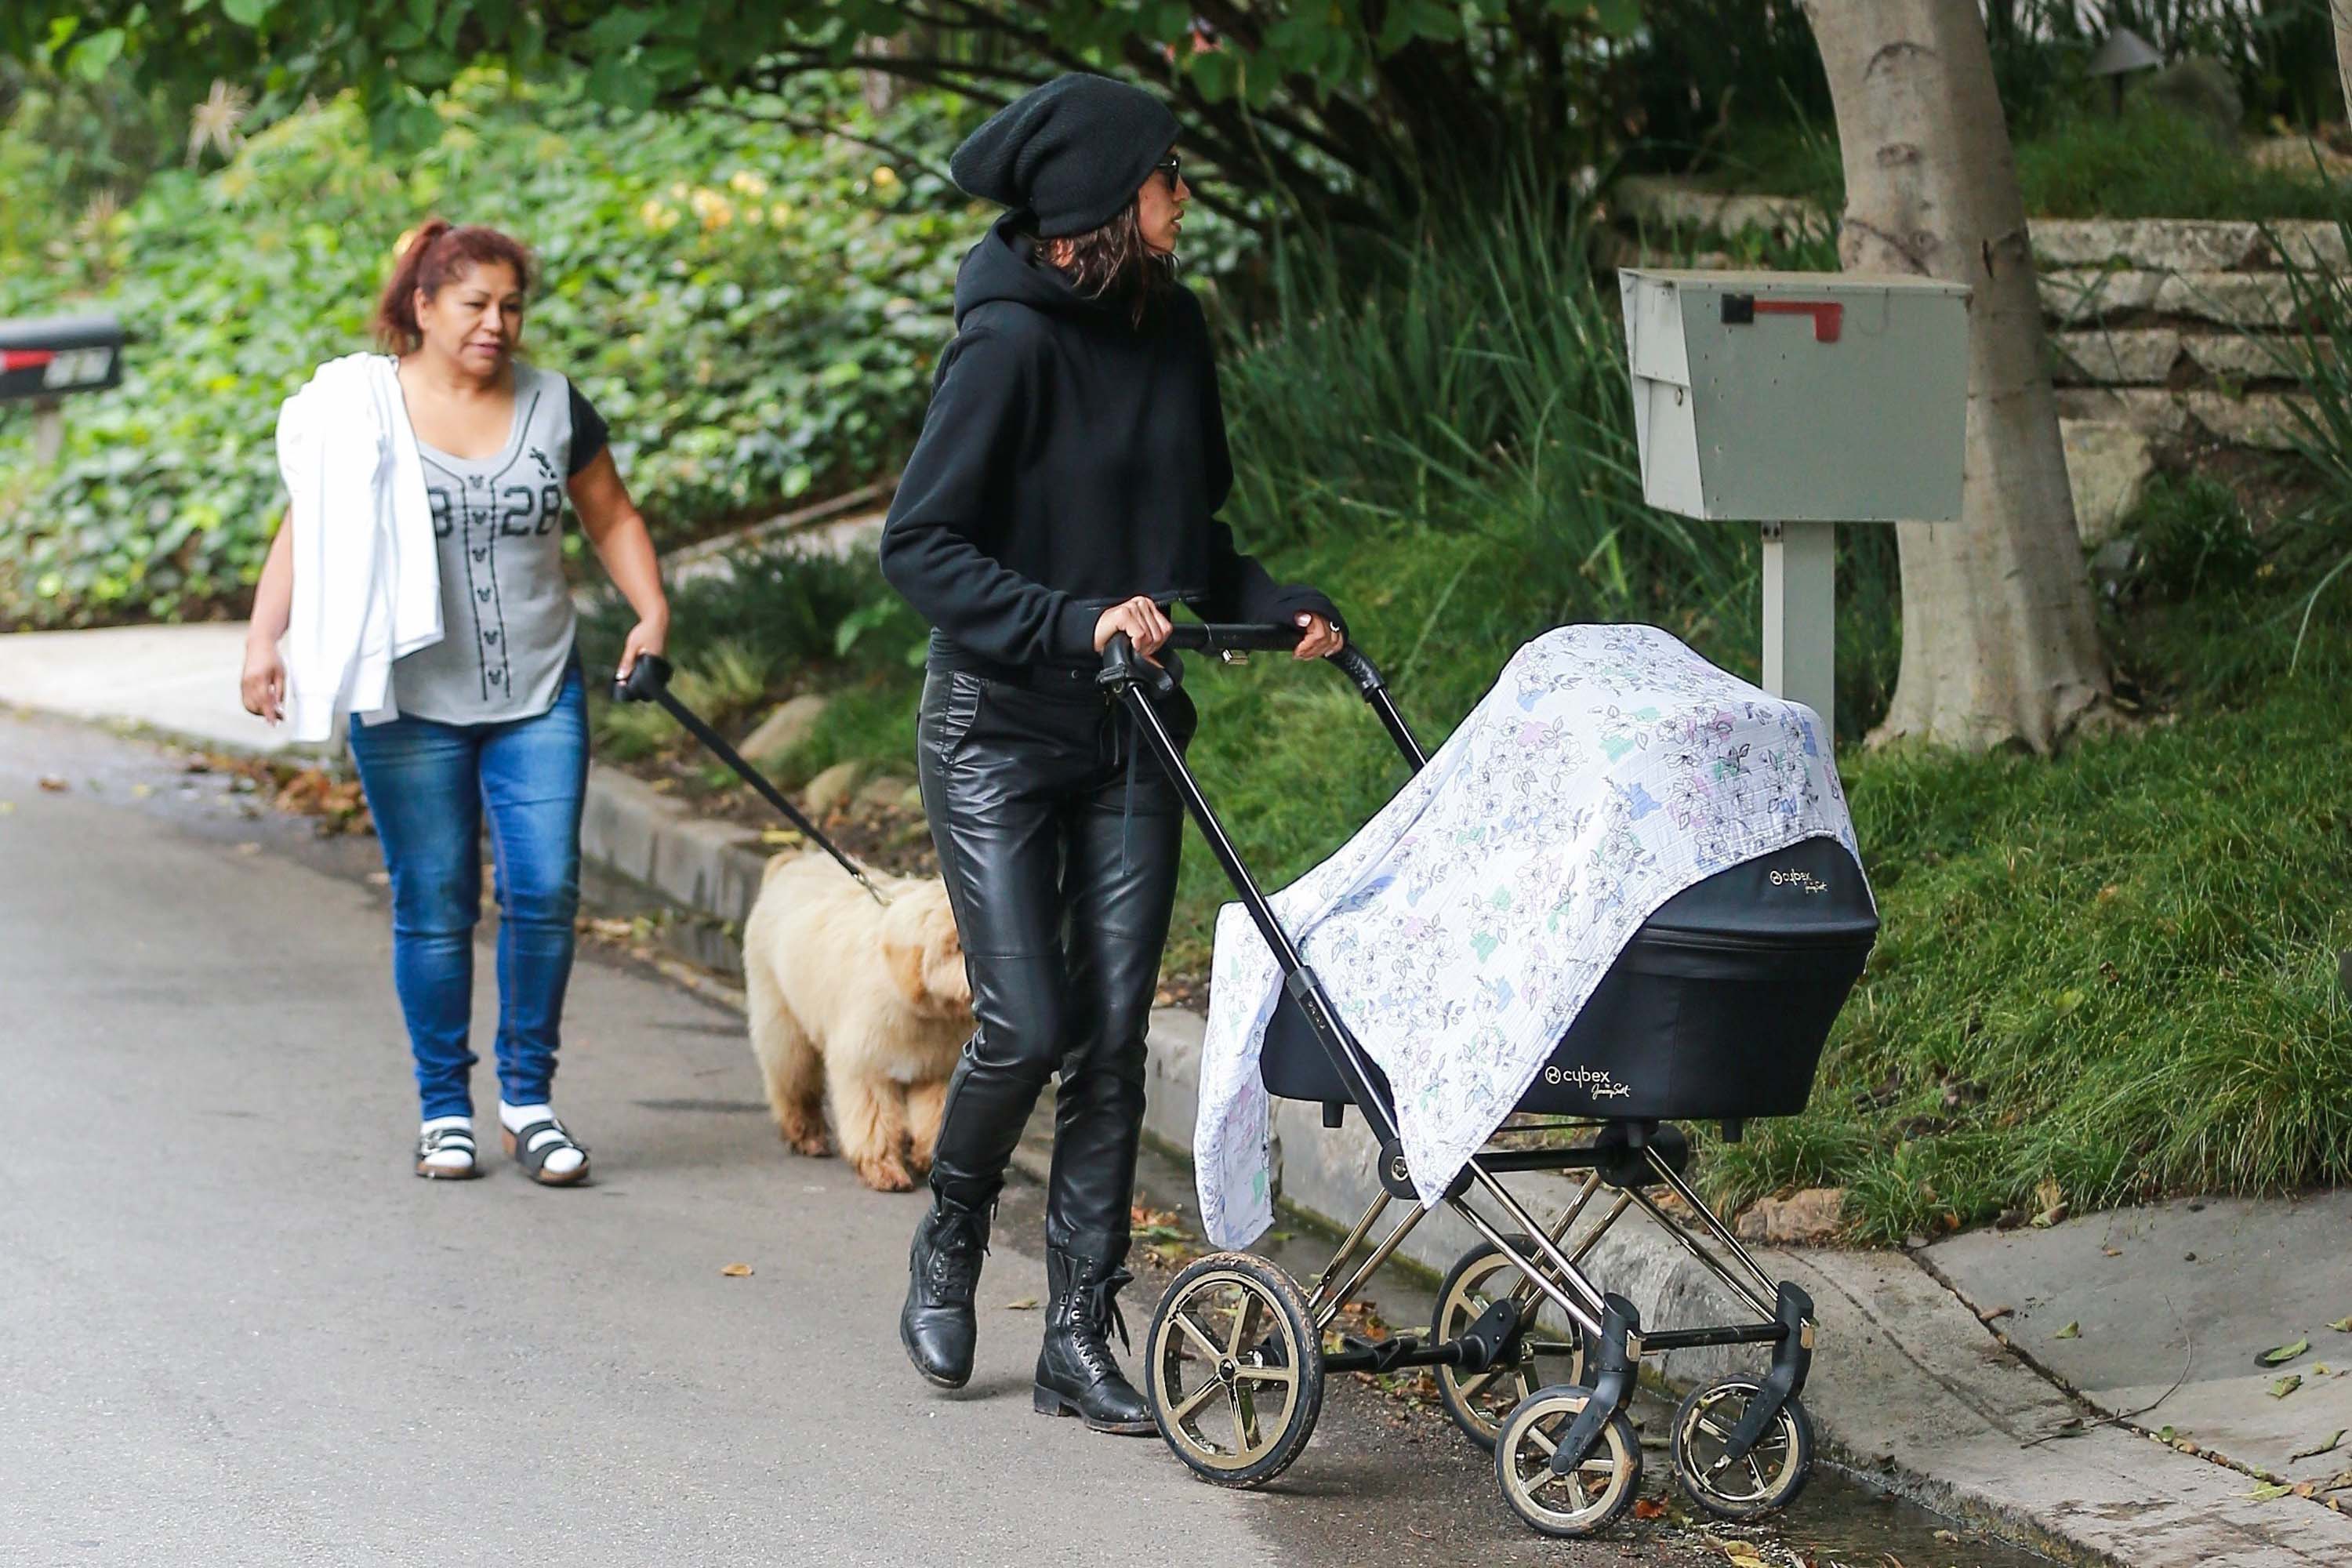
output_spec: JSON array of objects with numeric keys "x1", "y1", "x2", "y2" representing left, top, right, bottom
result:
[
  {"x1": 2329, "y1": 1316, "x2": 2352, "y2": 1334},
  {"x1": 1933, "y1": 1530, "x2": 1960, "y2": 1543},
  {"x1": 1978, "y1": 1303, "x2": 2016, "y2": 1323},
  {"x1": 2260, "y1": 1338, "x2": 2310, "y2": 1367},
  {"x1": 235, "y1": 842, "x2": 260, "y2": 855},
  {"x1": 1632, "y1": 1497, "x2": 1666, "y2": 1520},
  {"x1": 2055, "y1": 1321, "x2": 2081, "y2": 1340},
  {"x1": 2290, "y1": 1430, "x2": 2347, "y2": 1462},
  {"x1": 2102, "y1": 1245, "x2": 2123, "y2": 1257},
  {"x1": 1004, "y1": 1297, "x2": 1040, "y2": 1311},
  {"x1": 38, "y1": 775, "x2": 66, "y2": 792},
  {"x1": 2271, "y1": 1374, "x2": 2303, "y2": 1399},
  {"x1": 2296, "y1": 1482, "x2": 2318, "y2": 1498},
  {"x1": 2250, "y1": 1482, "x2": 2294, "y2": 1501},
  {"x1": 760, "y1": 828, "x2": 804, "y2": 846},
  {"x1": 720, "y1": 1262, "x2": 753, "y2": 1277},
  {"x1": 1718, "y1": 1543, "x2": 1769, "y2": 1568},
  {"x1": 2156, "y1": 1425, "x2": 2177, "y2": 1443},
  {"x1": 130, "y1": 782, "x2": 153, "y2": 798}
]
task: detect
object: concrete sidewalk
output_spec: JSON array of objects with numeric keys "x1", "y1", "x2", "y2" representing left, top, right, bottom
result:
[{"x1": 10, "y1": 619, "x2": 2352, "y2": 1566}]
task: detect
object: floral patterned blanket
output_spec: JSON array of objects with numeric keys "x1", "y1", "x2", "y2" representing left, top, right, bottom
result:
[{"x1": 1194, "y1": 625, "x2": 1867, "y2": 1248}]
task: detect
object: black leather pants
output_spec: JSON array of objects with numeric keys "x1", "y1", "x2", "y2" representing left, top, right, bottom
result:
[{"x1": 916, "y1": 662, "x2": 1194, "y2": 1264}]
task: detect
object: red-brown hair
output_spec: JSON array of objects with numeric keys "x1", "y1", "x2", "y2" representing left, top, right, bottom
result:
[{"x1": 372, "y1": 219, "x2": 537, "y2": 354}]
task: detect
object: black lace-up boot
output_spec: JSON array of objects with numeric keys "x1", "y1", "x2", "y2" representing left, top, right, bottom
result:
[
  {"x1": 901, "y1": 1191, "x2": 992, "y2": 1388},
  {"x1": 1033, "y1": 1246, "x2": 1154, "y2": 1434}
]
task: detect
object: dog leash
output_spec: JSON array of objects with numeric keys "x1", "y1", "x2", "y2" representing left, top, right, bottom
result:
[{"x1": 612, "y1": 655, "x2": 891, "y2": 906}]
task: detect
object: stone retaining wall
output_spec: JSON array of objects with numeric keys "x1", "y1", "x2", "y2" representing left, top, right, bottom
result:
[{"x1": 1609, "y1": 176, "x2": 2336, "y2": 543}]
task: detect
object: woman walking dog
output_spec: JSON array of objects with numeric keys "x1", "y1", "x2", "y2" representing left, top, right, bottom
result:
[
  {"x1": 241, "y1": 220, "x2": 671, "y2": 1185},
  {"x1": 881, "y1": 74, "x2": 1345, "y2": 1432}
]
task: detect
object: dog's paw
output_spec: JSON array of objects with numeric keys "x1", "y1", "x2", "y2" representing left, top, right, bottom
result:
[
  {"x1": 854, "y1": 1154, "x2": 916, "y2": 1193},
  {"x1": 780, "y1": 1120, "x2": 834, "y2": 1159}
]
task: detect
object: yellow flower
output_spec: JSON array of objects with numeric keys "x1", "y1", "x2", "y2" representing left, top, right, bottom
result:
[
  {"x1": 769, "y1": 202, "x2": 794, "y2": 226},
  {"x1": 729, "y1": 169, "x2": 770, "y2": 197},
  {"x1": 688, "y1": 188, "x2": 735, "y2": 229},
  {"x1": 637, "y1": 199, "x2": 679, "y2": 233},
  {"x1": 872, "y1": 165, "x2": 899, "y2": 189}
]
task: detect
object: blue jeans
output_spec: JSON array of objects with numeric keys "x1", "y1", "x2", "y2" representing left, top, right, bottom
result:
[{"x1": 348, "y1": 665, "x2": 588, "y2": 1120}]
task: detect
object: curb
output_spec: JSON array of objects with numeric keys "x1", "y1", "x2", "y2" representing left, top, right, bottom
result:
[{"x1": 572, "y1": 761, "x2": 2352, "y2": 1568}]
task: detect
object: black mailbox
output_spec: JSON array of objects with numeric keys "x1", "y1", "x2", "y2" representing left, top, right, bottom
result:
[{"x1": 0, "y1": 314, "x2": 124, "y2": 404}]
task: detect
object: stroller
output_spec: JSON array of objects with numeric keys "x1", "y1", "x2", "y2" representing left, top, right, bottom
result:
[{"x1": 1096, "y1": 622, "x2": 1877, "y2": 1539}]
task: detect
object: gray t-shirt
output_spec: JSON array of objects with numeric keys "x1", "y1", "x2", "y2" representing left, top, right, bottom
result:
[{"x1": 390, "y1": 361, "x2": 608, "y2": 725}]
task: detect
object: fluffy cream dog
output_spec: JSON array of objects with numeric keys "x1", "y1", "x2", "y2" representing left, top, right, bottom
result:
[{"x1": 741, "y1": 852, "x2": 973, "y2": 1192}]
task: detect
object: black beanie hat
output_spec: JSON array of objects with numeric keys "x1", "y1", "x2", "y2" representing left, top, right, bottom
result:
[{"x1": 949, "y1": 73, "x2": 1179, "y2": 238}]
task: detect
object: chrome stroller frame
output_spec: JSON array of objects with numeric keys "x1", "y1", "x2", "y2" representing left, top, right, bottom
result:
[{"x1": 1098, "y1": 622, "x2": 1824, "y2": 1537}]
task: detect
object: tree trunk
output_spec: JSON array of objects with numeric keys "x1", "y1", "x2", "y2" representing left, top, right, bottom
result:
[
  {"x1": 1804, "y1": 0, "x2": 2107, "y2": 753},
  {"x1": 2334, "y1": 2, "x2": 2352, "y2": 126}
]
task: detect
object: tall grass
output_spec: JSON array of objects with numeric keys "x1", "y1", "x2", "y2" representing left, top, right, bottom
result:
[
  {"x1": 2260, "y1": 213, "x2": 2352, "y2": 666},
  {"x1": 1708, "y1": 595, "x2": 2352, "y2": 1241}
]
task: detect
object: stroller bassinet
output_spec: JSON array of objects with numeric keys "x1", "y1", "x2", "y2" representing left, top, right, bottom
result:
[{"x1": 1258, "y1": 833, "x2": 1875, "y2": 1125}]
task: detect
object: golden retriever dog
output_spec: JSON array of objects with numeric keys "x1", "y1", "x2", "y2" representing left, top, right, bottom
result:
[{"x1": 741, "y1": 852, "x2": 972, "y2": 1192}]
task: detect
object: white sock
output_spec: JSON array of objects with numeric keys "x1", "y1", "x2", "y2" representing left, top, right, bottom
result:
[
  {"x1": 419, "y1": 1115, "x2": 475, "y2": 1173},
  {"x1": 499, "y1": 1101, "x2": 585, "y2": 1177}
]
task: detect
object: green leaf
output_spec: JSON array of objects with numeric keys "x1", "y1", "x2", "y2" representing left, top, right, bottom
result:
[
  {"x1": 406, "y1": 0, "x2": 436, "y2": 31},
  {"x1": 2053, "y1": 1321, "x2": 2080, "y2": 1340},
  {"x1": 2249, "y1": 1481, "x2": 2294, "y2": 1501},
  {"x1": 221, "y1": 0, "x2": 271, "y2": 25},
  {"x1": 1587, "y1": 0, "x2": 1645, "y2": 37},
  {"x1": 69, "y1": 27, "x2": 127, "y2": 80},
  {"x1": 2270, "y1": 1374, "x2": 2304, "y2": 1399},
  {"x1": 584, "y1": 10, "x2": 658, "y2": 51},
  {"x1": 2260, "y1": 1338, "x2": 2310, "y2": 1367},
  {"x1": 2328, "y1": 1316, "x2": 2352, "y2": 1333},
  {"x1": 584, "y1": 54, "x2": 655, "y2": 112},
  {"x1": 2290, "y1": 1429, "x2": 2347, "y2": 1462}
]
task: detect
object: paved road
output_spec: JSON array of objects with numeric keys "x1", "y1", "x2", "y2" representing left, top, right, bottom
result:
[{"x1": 1, "y1": 712, "x2": 1715, "y2": 1568}]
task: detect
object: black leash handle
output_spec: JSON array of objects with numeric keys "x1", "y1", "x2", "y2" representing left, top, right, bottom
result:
[{"x1": 613, "y1": 655, "x2": 888, "y2": 906}]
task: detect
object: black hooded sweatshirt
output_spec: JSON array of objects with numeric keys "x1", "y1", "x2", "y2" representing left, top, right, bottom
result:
[{"x1": 879, "y1": 215, "x2": 1337, "y2": 668}]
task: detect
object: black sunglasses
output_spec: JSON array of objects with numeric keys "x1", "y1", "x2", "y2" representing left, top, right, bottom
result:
[{"x1": 1153, "y1": 153, "x2": 1181, "y2": 189}]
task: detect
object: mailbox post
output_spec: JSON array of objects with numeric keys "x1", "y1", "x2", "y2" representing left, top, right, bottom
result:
[
  {"x1": 0, "y1": 314, "x2": 126, "y2": 464},
  {"x1": 1617, "y1": 270, "x2": 1969, "y2": 735}
]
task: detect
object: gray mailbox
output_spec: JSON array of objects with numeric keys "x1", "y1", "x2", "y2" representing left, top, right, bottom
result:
[
  {"x1": 1, "y1": 313, "x2": 125, "y2": 464},
  {"x1": 1619, "y1": 270, "x2": 1969, "y2": 731}
]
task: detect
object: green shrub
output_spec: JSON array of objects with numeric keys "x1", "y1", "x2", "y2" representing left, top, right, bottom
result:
[
  {"x1": 2015, "y1": 100, "x2": 2347, "y2": 221},
  {"x1": 2128, "y1": 474, "x2": 2263, "y2": 601},
  {"x1": 0, "y1": 70, "x2": 980, "y2": 628}
]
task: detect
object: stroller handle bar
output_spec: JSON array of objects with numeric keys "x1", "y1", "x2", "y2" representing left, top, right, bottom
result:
[{"x1": 1099, "y1": 622, "x2": 1396, "y2": 711}]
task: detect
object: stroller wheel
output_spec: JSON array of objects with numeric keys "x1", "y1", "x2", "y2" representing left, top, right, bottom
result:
[
  {"x1": 1433, "y1": 1237, "x2": 1588, "y2": 1451},
  {"x1": 1668, "y1": 1377, "x2": 1814, "y2": 1520},
  {"x1": 1494, "y1": 1383, "x2": 1642, "y2": 1537},
  {"x1": 1145, "y1": 1250, "x2": 1324, "y2": 1488}
]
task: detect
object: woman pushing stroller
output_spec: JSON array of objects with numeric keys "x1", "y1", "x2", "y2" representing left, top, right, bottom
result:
[{"x1": 880, "y1": 73, "x2": 1345, "y2": 1431}]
